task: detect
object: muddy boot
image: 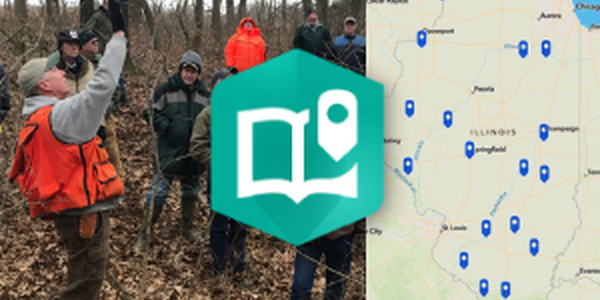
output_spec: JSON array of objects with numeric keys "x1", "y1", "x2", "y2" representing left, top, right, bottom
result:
[
  {"x1": 181, "y1": 199, "x2": 203, "y2": 243},
  {"x1": 132, "y1": 204, "x2": 162, "y2": 251}
]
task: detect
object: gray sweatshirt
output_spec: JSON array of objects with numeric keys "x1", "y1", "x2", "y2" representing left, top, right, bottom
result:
[{"x1": 21, "y1": 34, "x2": 127, "y2": 216}]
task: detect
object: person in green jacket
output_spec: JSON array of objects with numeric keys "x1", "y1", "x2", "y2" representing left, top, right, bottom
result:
[
  {"x1": 133, "y1": 50, "x2": 210, "y2": 251},
  {"x1": 293, "y1": 9, "x2": 333, "y2": 57},
  {"x1": 83, "y1": 0, "x2": 112, "y2": 54}
]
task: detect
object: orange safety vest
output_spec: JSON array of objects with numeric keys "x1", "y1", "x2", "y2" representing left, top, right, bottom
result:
[{"x1": 9, "y1": 106, "x2": 124, "y2": 219}]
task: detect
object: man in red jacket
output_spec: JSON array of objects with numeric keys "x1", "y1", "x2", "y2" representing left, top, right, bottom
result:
[{"x1": 224, "y1": 18, "x2": 267, "y2": 72}]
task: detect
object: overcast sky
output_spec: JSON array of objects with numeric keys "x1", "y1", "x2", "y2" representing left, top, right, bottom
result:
[{"x1": 22, "y1": 0, "x2": 264, "y2": 9}]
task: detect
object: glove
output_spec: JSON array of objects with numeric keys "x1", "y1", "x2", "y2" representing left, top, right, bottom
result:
[{"x1": 108, "y1": 0, "x2": 126, "y2": 34}]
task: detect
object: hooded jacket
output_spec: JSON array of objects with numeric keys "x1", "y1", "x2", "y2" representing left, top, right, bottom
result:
[
  {"x1": 224, "y1": 18, "x2": 267, "y2": 72},
  {"x1": 144, "y1": 51, "x2": 210, "y2": 177}
]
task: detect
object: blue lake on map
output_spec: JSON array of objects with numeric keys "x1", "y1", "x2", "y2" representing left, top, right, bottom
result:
[{"x1": 573, "y1": 0, "x2": 600, "y2": 29}]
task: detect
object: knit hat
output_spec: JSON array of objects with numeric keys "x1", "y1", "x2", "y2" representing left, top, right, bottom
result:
[
  {"x1": 211, "y1": 67, "x2": 238, "y2": 88},
  {"x1": 17, "y1": 57, "x2": 58, "y2": 97},
  {"x1": 305, "y1": 9, "x2": 316, "y2": 18},
  {"x1": 179, "y1": 50, "x2": 202, "y2": 74},
  {"x1": 57, "y1": 29, "x2": 81, "y2": 50},
  {"x1": 77, "y1": 28, "x2": 97, "y2": 45}
]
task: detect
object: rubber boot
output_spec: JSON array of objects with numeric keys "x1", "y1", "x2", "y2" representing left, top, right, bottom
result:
[
  {"x1": 181, "y1": 199, "x2": 203, "y2": 243},
  {"x1": 132, "y1": 204, "x2": 162, "y2": 251}
]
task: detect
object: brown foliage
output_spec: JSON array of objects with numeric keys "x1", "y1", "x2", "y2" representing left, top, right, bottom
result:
[{"x1": 0, "y1": 3, "x2": 365, "y2": 300}]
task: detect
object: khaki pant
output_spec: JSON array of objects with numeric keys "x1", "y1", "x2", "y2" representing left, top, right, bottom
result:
[
  {"x1": 54, "y1": 211, "x2": 110, "y2": 300},
  {"x1": 104, "y1": 114, "x2": 125, "y2": 177}
]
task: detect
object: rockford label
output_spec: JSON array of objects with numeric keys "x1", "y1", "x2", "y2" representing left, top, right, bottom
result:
[
  {"x1": 476, "y1": 146, "x2": 507, "y2": 155},
  {"x1": 470, "y1": 129, "x2": 517, "y2": 137},
  {"x1": 549, "y1": 126, "x2": 579, "y2": 133},
  {"x1": 472, "y1": 86, "x2": 495, "y2": 93},
  {"x1": 424, "y1": 28, "x2": 455, "y2": 35}
]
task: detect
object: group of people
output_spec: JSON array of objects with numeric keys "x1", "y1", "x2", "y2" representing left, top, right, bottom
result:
[{"x1": 6, "y1": 0, "x2": 366, "y2": 299}]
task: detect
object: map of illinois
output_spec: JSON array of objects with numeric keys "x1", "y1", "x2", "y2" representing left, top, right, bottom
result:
[{"x1": 367, "y1": 0, "x2": 600, "y2": 299}]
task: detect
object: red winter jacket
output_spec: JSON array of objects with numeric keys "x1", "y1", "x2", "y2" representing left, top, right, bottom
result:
[{"x1": 224, "y1": 18, "x2": 267, "y2": 72}]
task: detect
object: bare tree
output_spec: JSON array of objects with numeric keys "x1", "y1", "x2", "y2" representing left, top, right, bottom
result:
[
  {"x1": 193, "y1": 0, "x2": 204, "y2": 50},
  {"x1": 351, "y1": 0, "x2": 364, "y2": 27},
  {"x1": 316, "y1": 0, "x2": 328, "y2": 25},
  {"x1": 302, "y1": 0, "x2": 311, "y2": 15},
  {"x1": 80, "y1": 0, "x2": 94, "y2": 26},
  {"x1": 238, "y1": 0, "x2": 246, "y2": 19},
  {"x1": 46, "y1": 0, "x2": 59, "y2": 19},
  {"x1": 15, "y1": 0, "x2": 27, "y2": 22},
  {"x1": 137, "y1": 0, "x2": 157, "y2": 48},
  {"x1": 226, "y1": 0, "x2": 235, "y2": 35},
  {"x1": 212, "y1": 0, "x2": 223, "y2": 48}
]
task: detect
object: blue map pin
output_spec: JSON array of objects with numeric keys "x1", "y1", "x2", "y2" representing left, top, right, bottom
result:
[
  {"x1": 406, "y1": 100, "x2": 415, "y2": 118},
  {"x1": 501, "y1": 281, "x2": 511, "y2": 299},
  {"x1": 459, "y1": 251, "x2": 469, "y2": 270},
  {"x1": 482, "y1": 219, "x2": 491, "y2": 238},
  {"x1": 480, "y1": 279, "x2": 489, "y2": 297},
  {"x1": 510, "y1": 216, "x2": 520, "y2": 234},
  {"x1": 404, "y1": 157, "x2": 413, "y2": 175},
  {"x1": 530, "y1": 238, "x2": 540, "y2": 257},
  {"x1": 519, "y1": 159, "x2": 529, "y2": 177},
  {"x1": 519, "y1": 40, "x2": 529, "y2": 58},
  {"x1": 417, "y1": 30, "x2": 427, "y2": 48},
  {"x1": 540, "y1": 165, "x2": 550, "y2": 183},
  {"x1": 443, "y1": 110, "x2": 453, "y2": 128},
  {"x1": 465, "y1": 141, "x2": 475, "y2": 160},
  {"x1": 540, "y1": 123, "x2": 549, "y2": 142},
  {"x1": 542, "y1": 40, "x2": 551, "y2": 58}
]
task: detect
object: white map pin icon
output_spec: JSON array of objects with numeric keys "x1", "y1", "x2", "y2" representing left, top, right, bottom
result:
[{"x1": 318, "y1": 90, "x2": 357, "y2": 161}]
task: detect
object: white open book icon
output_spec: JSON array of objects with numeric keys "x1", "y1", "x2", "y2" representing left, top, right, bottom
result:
[{"x1": 237, "y1": 90, "x2": 358, "y2": 204}]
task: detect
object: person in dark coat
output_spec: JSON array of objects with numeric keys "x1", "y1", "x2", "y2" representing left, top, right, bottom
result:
[
  {"x1": 134, "y1": 50, "x2": 210, "y2": 251},
  {"x1": 293, "y1": 10, "x2": 332, "y2": 57}
]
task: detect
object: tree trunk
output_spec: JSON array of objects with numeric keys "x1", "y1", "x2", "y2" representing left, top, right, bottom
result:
[
  {"x1": 351, "y1": 0, "x2": 364, "y2": 28},
  {"x1": 238, "y1": 0, "x2": 246, "y2": 20},
  {"x1": 193, "y1": 0, "x2": 204, "y2": 50},
  {"x1": 211, "y1": 0, "x2": 223, "y2": 49},
  {"x1": 46, "y1": 0, "x2": 59, "y2": 18},
  {"x1": 15, "y1": 0, "x2": 27, "y2": 22},
  {"x1": 281, "y1": 0, "x2": 286, "y2": 32},
  {"x1": 316, "y1": 0, "x2": 327, "y2": 26},
  {"x1": 137, "y1": 0, "x2": 157, "y2": 48},
  {"x1": 301, "y1": 0, "x2": 311, "y2": 15},
  {"x1": 80, "y1": 0, "x2": 94, "y2": 26},
  {"x1": 226, "y1": 0, "x2": 235, "y2": 35},
  {"x1": 46, "y1": 0, "x2": 61, "y2": 32}
]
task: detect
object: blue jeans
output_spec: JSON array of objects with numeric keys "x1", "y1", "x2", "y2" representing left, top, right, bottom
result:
[
  {"x1": 290, "y1": 234, "x2": 354, "y2": 300},
  {"x1": 210, "y1": 212, "x2": 247, "y2": 274},
  {"x1": 145, "y1": 174, "x2": 200, "y2": 207}
]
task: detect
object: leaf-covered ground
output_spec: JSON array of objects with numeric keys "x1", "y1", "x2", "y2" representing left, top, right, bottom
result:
[{"x1": 0, "y1": 15, "x2": 366, "y2": 300}]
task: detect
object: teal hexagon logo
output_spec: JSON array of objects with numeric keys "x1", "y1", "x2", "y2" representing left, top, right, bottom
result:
[{"x1": 212, "y1": 50, "x2": 383, "y2": 245}]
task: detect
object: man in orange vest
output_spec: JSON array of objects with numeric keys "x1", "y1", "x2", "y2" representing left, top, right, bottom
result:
[
  {"x1": 224, "y1": 17, "x2": 267, "y2": 73},
  {"x1": 9, "y1": 1, "x2": 126, "y2": 299}
]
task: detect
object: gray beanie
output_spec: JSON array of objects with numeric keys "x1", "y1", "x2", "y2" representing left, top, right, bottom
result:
[
  {"x1": 179, "y1": 50, "x2": 202, "y2": 74},
  {"x1": 18, "y1": 57, "x2": 58, "y2": 97}
]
